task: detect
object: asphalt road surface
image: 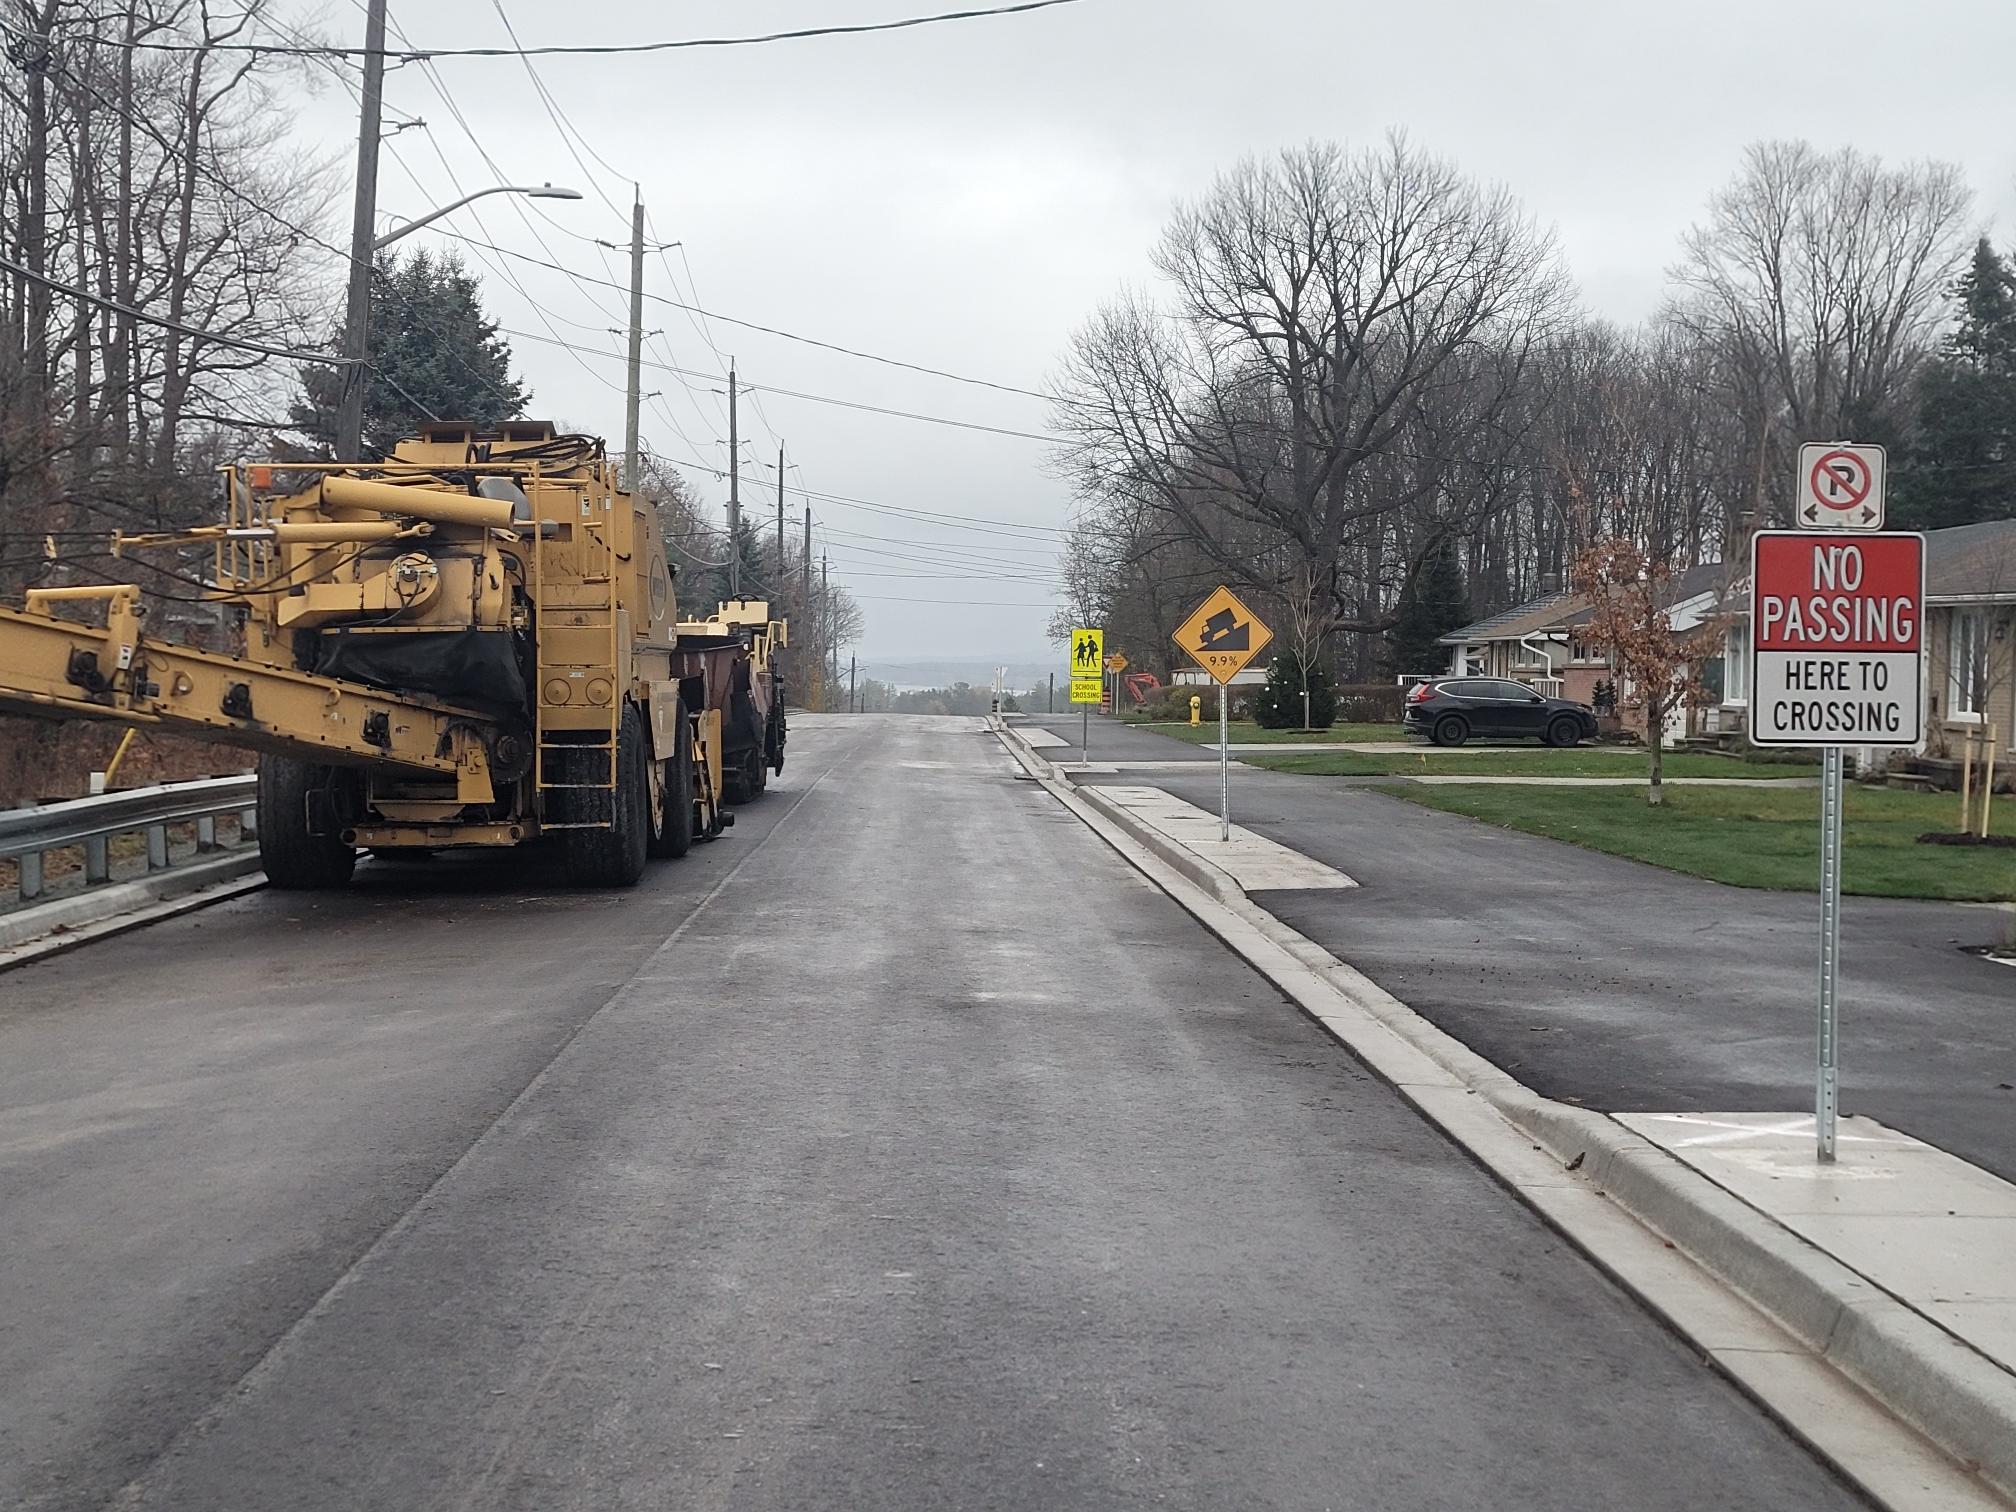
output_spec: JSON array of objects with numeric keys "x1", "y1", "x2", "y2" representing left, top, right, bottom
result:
[
  {"x1": 1, "y1": 715, "x2": 1865, "y2": 1510},
  {"x1": 1022, "y1": 713, "x2": 2016, "y2": 1184}
]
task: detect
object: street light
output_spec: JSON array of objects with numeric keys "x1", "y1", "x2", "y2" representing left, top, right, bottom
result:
[
  {"x1": 372, "y1": 184, "x2": 583, "y2": 251},
  {"x1": 334, "y1": 182, "x2": 583, "y2": 459}
]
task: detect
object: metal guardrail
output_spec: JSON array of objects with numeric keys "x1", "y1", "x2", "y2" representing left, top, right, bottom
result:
[{"x1": 0, "y1": 775, "x2": 258, "y2": 903}]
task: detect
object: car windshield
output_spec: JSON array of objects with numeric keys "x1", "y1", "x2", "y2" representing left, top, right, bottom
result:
[{"x1": 0, "y1": 3, "x2": 2004, "y2": 1508}]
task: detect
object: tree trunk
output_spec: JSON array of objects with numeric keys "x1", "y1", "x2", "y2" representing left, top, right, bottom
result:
[
  {"x1": 154, "y1": 47, "x2": 210, "y2": 479},
  {"x1": 1647, "y1": 707, "x2": 1666, "y2": 806},
  {"x1": 69, "y1": 63, "x2": 94, "y2": 491},
  {"x1": 108, "y1": 12, "x2": 138, "y2": 469},
  {"x1": 21, "y1": 1, "x2": 60, "y2": 395}
]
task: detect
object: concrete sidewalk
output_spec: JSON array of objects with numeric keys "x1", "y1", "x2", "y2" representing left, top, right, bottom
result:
[
  {"x1": 998, "y1": 719, "x2": 2016, "y2": 1507},
  {"x1": 1623, "y1": 1113, "x2": 2016, "y2": 1382}
]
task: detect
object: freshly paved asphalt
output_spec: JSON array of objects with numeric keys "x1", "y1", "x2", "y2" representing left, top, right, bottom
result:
[
  {"x1": 1023, "y1": 712, "x2": 2016, "y2": 1184},
  {"x1": 2, "y1": 715, "x2": 1865, "y2": 1510}
]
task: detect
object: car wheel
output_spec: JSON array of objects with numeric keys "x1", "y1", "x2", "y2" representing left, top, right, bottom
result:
[
  {"x1": 1432, "y1": 714, "x2": 1468, "y2": 748},
  {"x1": 1545, "y1": 715, "x2": 1582, "y2": 748}
]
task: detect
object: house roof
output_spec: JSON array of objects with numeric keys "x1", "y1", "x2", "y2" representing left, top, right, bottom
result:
[
  {"x1": 1443, "y1": 561, "x2": 1726, "y2": 643},
  {"x1": 1924, "y1": 518, "x2": 2016, "y2": 600},
  {"x1": 1439, "y1": 589, "x2": 1584, "y2": 646},
  {"x1": 1559, "y1": 560, "x2": 1730, "y2": 629}
]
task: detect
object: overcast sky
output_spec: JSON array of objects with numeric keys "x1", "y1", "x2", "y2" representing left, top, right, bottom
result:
[{"x1": 284, "y1": 0, "x2": 2016, "y2": 666}]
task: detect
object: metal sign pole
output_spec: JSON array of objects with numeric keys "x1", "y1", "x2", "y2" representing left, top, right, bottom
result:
[
  {"x1": 1219, "y1": 682, "x2": 1230, "y2": 841},
  {"x1": 1082, "y1": 706, "x2": 1088, "y2": 766},
  {"x1": 1817, "y1": 746, "x2": 1845, "y2": 1162}
]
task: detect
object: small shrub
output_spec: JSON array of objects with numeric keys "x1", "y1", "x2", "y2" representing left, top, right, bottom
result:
[
  {"x1": 1332, "y1": 683, "x2": 1404, "y2": 724},
  {"x1": 1253, "y1": 653, "x2": 1338, "y2": 729}
]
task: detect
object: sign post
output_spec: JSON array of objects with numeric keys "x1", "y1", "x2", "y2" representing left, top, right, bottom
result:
[
  {"x1": 1172, "y1": 586, "x2": 1274, "y2": 842},
  {"x1": 1106, "y1": 651, "x2": 1129, "y2": 718},
  {"x1": 1749, "y1": 522, "x2": 1924, "y2": 1162},
  {"x1": 1069, "y1": 626, "x2": 1103, "y2": 763}
]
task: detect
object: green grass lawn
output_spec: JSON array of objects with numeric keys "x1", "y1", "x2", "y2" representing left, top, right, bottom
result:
[
  {"x1": 1380, "y1": 782, "x2": 2016, "y2": 901},
  {"x1": 1245, "y1": 749, "x2": 1812, "y2": 779},
  {"x1": 1133, "y1": 720, "x2": 1400, "y2": 745}
]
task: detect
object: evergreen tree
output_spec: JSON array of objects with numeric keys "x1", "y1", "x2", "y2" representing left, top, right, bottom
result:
[
  {"x1": 1382, "y1": 540, "x2": 1470, "y2": 675},
  {"x1": 292, "y1": 250, "x2": 530, "y2": 458},
  {"x1": 1894, "y1": 238, "x2": 2016, "y2": 531},
  {"x1": 709, "y1": 515, "x2": 772, "y2": 609},
  {"x1": 1252, "y1": 650, "x2": 1338, "y2": 729}
]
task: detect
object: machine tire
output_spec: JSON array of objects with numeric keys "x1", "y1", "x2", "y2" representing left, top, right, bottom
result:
[
  {"x1": 1545, "y1": 715, "x2": 1583, "y2": 748},
  {"x1": 256, "y1": 753, "x2": 357, "y2": 890},
  {"x1": 739, "y1": 747, "x2": 767, "y2": 801},
  {"x1": 647, "y1": 698, "x2": 696, "y2": 860},
  {"x1": 1431, "y1": 714, "x2": 1469, "y2": 748},
  {"x1": 561, "y1": 703, "x2": 649, "y2": 888}
]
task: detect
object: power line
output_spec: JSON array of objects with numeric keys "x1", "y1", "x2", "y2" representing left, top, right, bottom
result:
[
  {"x1": 843, "y1": 592, "x2": 1059, "y2": 606},
  {"x1": 421, "y1": 226, "x2": 1055, "y2": 405},
  {"x1": 487, "y1": 0, "x2": 635, "y2": 228},
  {"x1": 0, "y1": 253, "x2": 362, "y2": 365},
  {"x1": 499, "y1": 328, "x2": 1053, "y2": 442},
  {"x1": 660, "y1": 452, "x2": 1066, "y2": 540},
  {"x1": 39, "y1": 18, "x2": 535, "y2": 424},
  {"x1": 62, "y1": 2, "x2": 1091, "y2": 59},
  {"x1": 665, "y1": 462, "x2": 1066, "y2": 546}
]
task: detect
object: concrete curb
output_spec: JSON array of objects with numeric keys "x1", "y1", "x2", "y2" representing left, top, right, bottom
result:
[
  {"x1": 0, "y1": 853, "x2": 265, "y2": 971},
  {"x1": 1073, "y1": 785, "x2": 1240, "y2": 905},
  {"x1": 997, "y1": 720, "x2": 2016, "y2": 1506}
]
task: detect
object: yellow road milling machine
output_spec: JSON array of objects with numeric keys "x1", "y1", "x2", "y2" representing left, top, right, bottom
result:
[{"x1": 0, "y1": 423, "x2": 788, "y2": 888}]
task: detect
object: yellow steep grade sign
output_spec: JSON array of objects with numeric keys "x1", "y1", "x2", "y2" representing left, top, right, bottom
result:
[
  {"x1": 1173, "y1": 585, "x2": 1273, "y2": 684},
  {"x1": 1069, "y1": 626, "x2": 1104, "y2": 704}
]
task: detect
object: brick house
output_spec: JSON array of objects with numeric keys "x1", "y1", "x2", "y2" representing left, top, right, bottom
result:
[{"x1": 1440, "y1": 563, "x2": 1726, "y2": 739}]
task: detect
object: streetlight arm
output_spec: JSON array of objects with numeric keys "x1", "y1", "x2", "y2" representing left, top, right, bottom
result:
[{"x1": 373, "y1": 185, "x2": 583, "y2": 251}]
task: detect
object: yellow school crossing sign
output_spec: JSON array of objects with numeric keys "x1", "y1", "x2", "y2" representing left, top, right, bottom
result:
[
  {"x1": 1068, "y1": 626, "x2": 1104, "y2": 704},
  {"x1": 1173, "y1": 585, "x2": 1273, "y2": 683}
]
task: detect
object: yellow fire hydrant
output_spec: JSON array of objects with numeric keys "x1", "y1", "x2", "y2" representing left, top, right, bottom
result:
[{"x1": 1189, "y1": 694, "x2": 1202, "y2": 727}]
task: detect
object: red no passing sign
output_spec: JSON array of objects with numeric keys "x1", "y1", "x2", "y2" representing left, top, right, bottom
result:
[{"x1": 1750, "y1": 531, "x2": 1925, "y2": 746}]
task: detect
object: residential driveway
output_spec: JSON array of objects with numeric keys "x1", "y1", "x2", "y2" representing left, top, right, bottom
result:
[{"x1": 1073, "y1": 751, "x2": 2016, "y2": 1185}]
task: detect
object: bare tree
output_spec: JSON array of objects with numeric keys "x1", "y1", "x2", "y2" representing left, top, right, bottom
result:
[
  {"x1": 0, "y1": 0, "x2": 337, "y2": 598},
  {"x1": 1672, "y1": 141, "x2": 1972, "y2": 523},
  {"x1": 1053, "y1": 135, "x2": 1573, "y2": 670}
]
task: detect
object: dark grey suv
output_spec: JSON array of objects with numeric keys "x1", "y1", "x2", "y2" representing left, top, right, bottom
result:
[{"x1": 1402, "y1": 678, "x2": 1597, "y2": 748}]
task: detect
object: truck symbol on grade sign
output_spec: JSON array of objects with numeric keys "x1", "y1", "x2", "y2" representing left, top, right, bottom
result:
[{"x1": 1748, "y1": 531, "x2": 1924, "y2": 747}]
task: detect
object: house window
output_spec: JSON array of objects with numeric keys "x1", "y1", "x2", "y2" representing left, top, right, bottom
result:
[
  {"x1": 1724, "y1": 623, "x2": 1749, "y2": 705},
  {"x1": 1569, "y1": 636, "x2": 1601, "y2": 665},
  {"x1": 1949, "y1": 609, "x2": 1991, "y2": 721}
]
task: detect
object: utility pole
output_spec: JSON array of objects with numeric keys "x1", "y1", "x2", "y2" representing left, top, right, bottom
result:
[
  {"x1": 335, "y1": 0, "x2": 389, "y2": 462},
  {"x1": 622, "y1": 191, "x2": 645, "y2": 488},
  {"x1": 849, "y1": 655, "x2": 857, "y2": 714},
  {"x1": 822, "y1": 551, "x2": 834, "y2": 699},
  {"x1": 776, "y1": 444, "x2": 786, "y2": 584},
  {"x1": 726, "y1": 360, "x2": 740, "y2": 601}
]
